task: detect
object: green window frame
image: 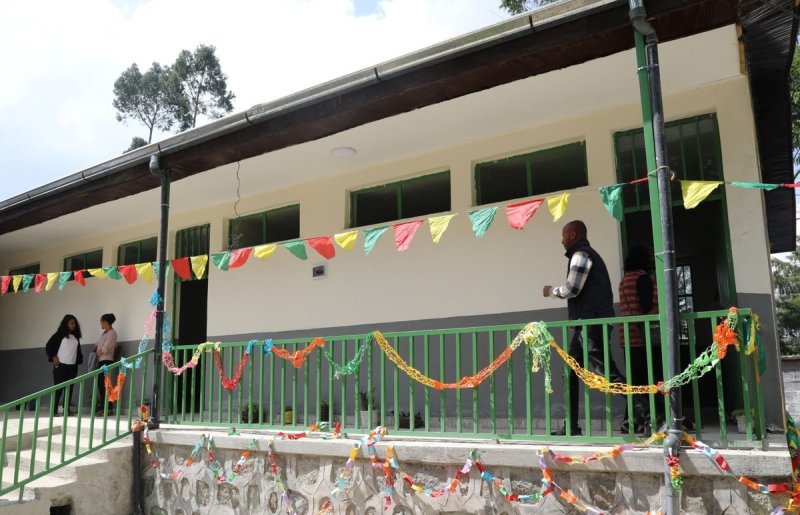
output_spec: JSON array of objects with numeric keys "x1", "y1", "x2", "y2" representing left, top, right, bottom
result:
[
  {"x1": 350, "y1": 171, "x2": 451, "y2": 228},
  {"x1": 64, "y1": 249, "x2": 103, "y2": 274},
  {"x1": 118, "y1": 237, "x2": 157, "y2": 265},
  {"x1": 175, "y1": 224, "x2": 210, "y2": 280},
  {"x1": 228, "y1": 204, "x2": 300, "y2": 249},
  {"x1": 474, "y1": 142, "x2": 588, "y2": 206},
  {"x1": 9, "y1": 263, "x2": 40, "y2": 276}
]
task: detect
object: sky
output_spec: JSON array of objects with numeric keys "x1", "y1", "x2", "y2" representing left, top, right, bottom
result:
[{"x1": 0, "y1": 0, "x2": 510, "y2": 201}]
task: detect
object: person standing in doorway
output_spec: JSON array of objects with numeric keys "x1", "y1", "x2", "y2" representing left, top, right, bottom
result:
[
  {"x1": 45, "y1": 315, "x2": 84, "y2": 416},
  {"x1": 93, "y1": 313, "x2": 118, "y2": 416}
]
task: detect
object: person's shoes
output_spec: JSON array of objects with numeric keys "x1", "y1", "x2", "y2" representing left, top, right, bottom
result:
[{"x1": 552, "y1": 425, "x2": 581, "y2": 436}]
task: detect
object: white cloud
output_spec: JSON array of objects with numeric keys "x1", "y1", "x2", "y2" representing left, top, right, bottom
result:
[{"x1": 0, "y1": 0, "x2": 508, "y2": 198}]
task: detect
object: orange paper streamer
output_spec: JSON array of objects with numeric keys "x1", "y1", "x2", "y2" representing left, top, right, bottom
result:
[{"x1": 271, "y1": 337, "x2": 326, "y2": 368}]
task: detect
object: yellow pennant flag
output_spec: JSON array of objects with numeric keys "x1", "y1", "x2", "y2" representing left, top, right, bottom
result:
[
  {"x1": 681, "y1": 180, "x2": 722, "y2": 209},
  {"x1": 547, "y1": 193, "x2": 569, "y2": 222},
  {"x1": 46, "y1": 273, "x2": 59, "y2": 291},
  {"x1": 428, "y1": 214, "x2": 456, "y2": 244},
  {"x1": 136, "y1": 263, "x2": 155, "y2": 283},
  {"x1": 88, "y1": 268, "x2": 107, "y2": 279},
  {"x1": 191, "y1": 255, "x2": 208, "y2": 279},
  {"x1": 254, "y1": 243, "x2": 277, "y2": 260},
  {"x1": 333, "y1": 230, "x2": 358, "y2": 251},
  {"x1": 12, "y1": 275, "x2": 22, "y2": 292}
]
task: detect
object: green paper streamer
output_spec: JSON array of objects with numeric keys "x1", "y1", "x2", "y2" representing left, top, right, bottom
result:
[
  {"x1": 21, "y1": 274, "x2": 34, "y2": 292},
  {"x1": 58, "y1": 272, "x2": 71, "y2": 290},
  {"x1": 104, "y1": 267, "x2": 123, "y2": 280},
  {"x1": 363, "y1": 226, "x2": 388, "y2": 256},
  {"x1": 467, "y1": 206, "x2": 497, "y2": 238},
  {"x1": 599, "y1": 185, "x2": 624, "y2": 221},
  {"x1": 212, "y1": 252, "x2": 231, "y2": 271},
  {"x1": 730, "y1": 181, "x2": 779, "y2": 191},
  {"x1": 322, "y1": 336, "x2": 371, "y2": 377},
  {"x1": 281, "y1": 241, "x2": 308, "y2": 260}
]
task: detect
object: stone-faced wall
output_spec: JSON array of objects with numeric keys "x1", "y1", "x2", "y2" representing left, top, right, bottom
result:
[{"x1": 782, "y1": 357, "x2": 800, "y2": 420}]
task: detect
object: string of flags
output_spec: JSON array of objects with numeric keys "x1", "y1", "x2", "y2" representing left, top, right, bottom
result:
[{"x1": 3, "y1": 178, "x2": 797, "y2": 295}]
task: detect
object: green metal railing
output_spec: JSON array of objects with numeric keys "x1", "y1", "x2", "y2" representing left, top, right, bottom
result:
[
  {"x1": 163, "y1": 309, "x2": 763, "y2": 446},
  {"x1": 0, "y1": 349, "x2": 153, "y2": 501}
]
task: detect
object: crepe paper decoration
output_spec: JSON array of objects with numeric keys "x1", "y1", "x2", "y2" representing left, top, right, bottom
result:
[
  {"x1": 271, "y1": 337, "x2": 326, "y2": 368},
  {"x1": 211, "y1": 252, "x2": 231, "y2": 271},
  {"x1": 393, "y1": 220, "x2": 424, "y2": 252},
  {"x1": 506, "y1": 199, "x2": 544, "y2": 230},
  {"x1": 213, "y1": 346, "x2": 250, "y2": 391},
  {"x1": 119, "y1": 265, "x2": 138, "y2": 285},
  {"x1": 428, "y1": 214, "x2": 455, "y2": 244},
  {"x1": 12, "y1": 275, "x2": 22, "y2": 292},
  {"x1": 74, "y1": 270, "x2": 86, "y2": 286},
  {"x1": 104, "y1": 267, "x2": 123, "y2": 280},
  {"x1": 363, "y1": 226, "x2": 389, "y2": 256},
  {"x1": 547, "y1": 193, "x2": 569, "y2": 222},
  {"x1": 58, "y1": 272, "x2": 71, "y2": 290},
  {"x1": 322, "y1": 337, "x2": 371, "y2": 378},
  {"x1": 730, "y1": 181, "x2": 780, "y2": 191},
  {"x1": 281, "y1": 241, "x2": 308, "y2": 261},
  {"x1": 1, "y1": 276, "x2": 10, "y2": 295},
  {"x1": 162, "y1": 342, "x2": 216, "y2": 376},
  {"x1": 45, "y1": 273, "x2": 58, "y2": 292},
  {"x1": 681, "y1": 180, "x2": 722, "y2": 209},
  {"x1": 88, "y1": 268, "x2": 107, "y2": 279},
  {"x1": 468, "y1": 207, "x2": 498, "y2": 238},
  {"x1": 253, "y1": 243, "x2": 277, "y2": 260},
  {"x1": 307, "y1": 236, "x2": 336, "y2": 260},
  {"x1": 599, "y1": 185, "x2": 624, "y2": 221},
  {"x1": 136, "y1": 263, "x2": 155, "y2": 283},
  {"x1": 191, "y1": 255, "x2": 208, "y2": 279},
  {"x1": 229, "y1": 247, "x2": 252, "y2": 269},
  {"x1": 171, "y1": 258, "x2": 192, "y2": 280},
  {"x1": 34, "y1": 274, "x2": 46, "y2": 293},
  {"x1": 103, "y1": 367, "x2": 127, "y2": 403},
  {"x1": 334, "y1": 230, "x2": 358, "y2": 251},
  {"x1": 21, "y1": 274, "x2": 34, "y2": 292}
]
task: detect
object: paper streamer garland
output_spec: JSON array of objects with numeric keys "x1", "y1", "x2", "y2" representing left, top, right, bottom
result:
[{"x1": 102, "y1": 365, "x2": 127, "y2": 402}]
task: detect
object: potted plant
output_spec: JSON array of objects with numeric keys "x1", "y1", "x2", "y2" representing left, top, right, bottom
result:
[
  {"x1": 284, "y1": 405, "x2": 294, "y2": 425},
  {"x1": 398, "y1": 410, "x2": 424, "y2": 430},
  {"x1": 241, "y1": 403, "x2": 262, "y2": 424},
  {"x1": 359, "y1": 388, "x2": 376, "y2": 428},
  {"x1": 731, "y1": 409, "x2": 754, "y2": 433},
  {"x1": 319, "y1": 399, "x2": 330, "y2": 424}
]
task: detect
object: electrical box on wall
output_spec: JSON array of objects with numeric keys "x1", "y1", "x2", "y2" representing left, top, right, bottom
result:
[{"x1": 312, "y1": 264, "x2": 326, "y2": 279}]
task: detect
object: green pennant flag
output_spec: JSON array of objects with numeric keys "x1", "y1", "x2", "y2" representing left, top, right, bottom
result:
[
  {"x1": 211, "y1": 252, "x2": 231, "y2": 271},
  {"x1": 21, "y1": 274, "x2": 34, "y2": 292},
  {"x1": 58, "y1": 272, "x2": 72, "y2": 290},
  {"x1": 730, "y1": 181, "x2": 780, "y2": 191},
  {"x1": 104, "y1": 267, "x2": 123, "y2": 280},
  {"x1": 363, "y1": 226, "x2": 388, "y2": 256},
  {"x1": 281, "y1": 241, "x2": 308, "y2": 260},
  {"x1": 599, "y1": 185, "x2": 624, "y2": 221},
  {"x1": 467, "y1": 207, "x2": 497, "y2": 238}
]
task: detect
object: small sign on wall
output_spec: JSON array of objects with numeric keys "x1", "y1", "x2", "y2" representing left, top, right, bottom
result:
[{"x1": 312, "y1": 264, "x2": 326, "y2": 279}]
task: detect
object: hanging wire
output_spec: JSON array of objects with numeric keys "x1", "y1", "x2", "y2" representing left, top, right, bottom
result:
[{"x1": 229, "y1": 161, "x2": 244, "y2": 250}]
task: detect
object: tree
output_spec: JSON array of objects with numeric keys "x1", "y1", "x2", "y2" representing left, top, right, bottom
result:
[
  {"x1": 791, "y1": 47, "x2": 800, "y2": 172},
  {"x1": 123, "y1": 136, "x2": 148, "y2": 153},
  {"x1": 773, "y1": 241, "x2": 800, "y2": 355},
  {"x1": 499, "y1": 0, "x2": 559, "y2": 15},
  {"x1": 172, "y1": 44, "x2": 235, "y2": 131},
  {"x1": 112, "y1": 63, "x2": 180, "y2": 144}
]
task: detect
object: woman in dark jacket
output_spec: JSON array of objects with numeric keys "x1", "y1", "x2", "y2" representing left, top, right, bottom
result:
[{"x1": 45, "y1": 314, "x2": 83, "y2": 415}]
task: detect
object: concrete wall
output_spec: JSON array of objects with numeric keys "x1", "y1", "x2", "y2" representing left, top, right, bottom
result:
[{"x1": 783, "y1": 357, "x2": 800, "y2": 420}]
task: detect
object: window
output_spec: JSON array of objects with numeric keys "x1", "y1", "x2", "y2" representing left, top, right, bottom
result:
[
  {"x1": 118, "y1": 237, "x2": 157, "y2": 265},
  {"x1": 64, "y1": 249, "x2": 103, "y2": 272},
  {"x1": 9, "y1": 263, "x2": 40, "y2": 276},
  {"x1": 228, "y1": 205, "x2": 300, "y2": 249},
  {"x1": 614, "y1": 114, "x2": 723, "y2": 211},
  {"x1": 350, "y1": 171, "x2": 451, "y2": 227},
  {"x1": 475, "y1": 142, "x2": 587, "y2": 205},
  {"x1": 677, "y1": 264, "x2": 694, "y2": 343}
]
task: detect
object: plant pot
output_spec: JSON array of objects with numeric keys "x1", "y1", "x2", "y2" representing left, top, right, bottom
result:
[
  {"x1": 284, "y1": 410, "x2": 293, "y2": 425},
  {"x1": 736, "y1": 415, "x2": 746, "y2": 433},
  {"x1": 360, "y1": 410, "x2": 373, "y2": 428}
]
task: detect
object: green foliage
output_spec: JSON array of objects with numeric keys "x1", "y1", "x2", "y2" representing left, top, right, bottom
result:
[
  {"x1": 499, "y1": 0, "x2": 560, "y2": 15},
  {"x1": 172, "y1": 44, "x2": 235, "y2": 130},
  {"x1": 773, "y1": 241, "x2": 800, "y2": 355},
  {"x1": 791, "y1": 47, "x2": 800, "y2": 167},
  {"x1": 124, "y1": 136, "x2": 148, "y2": 153},
  {"x1": 112, "y1": 62, "x2": 180, "y2": 144}
]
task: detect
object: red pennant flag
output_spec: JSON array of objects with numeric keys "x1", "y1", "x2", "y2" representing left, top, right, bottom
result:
[
  {"x1": 307, "y1": 236, "x2": 336, "y2": 260},
  {"x1": 119, "y1": 265, "x2": 137, "y2": 284},
  {"x1": 393, "y1": 220, "x2": 424, "y2": 252},
  {"x1": 506, "y1": 199, "x2": 544, "y2": 230},
  {"x1": 1, "y1": 276, "x2": 10, "y2": 295},
  {"x1": 228, "y1": 247, "x2": 253, "y2": 269},
  {"x1": 171, "y1": 258, "x2": 191, "y2": 280},
  {"x1": 34, "y1": 274, "x2": 46, "y2": 293},
  {"x1": 74, "y1": 270, "x2": 86, "y2": 286}
]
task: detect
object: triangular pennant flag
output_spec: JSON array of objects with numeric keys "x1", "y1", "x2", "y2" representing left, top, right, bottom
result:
[
  {"x1": 547, "y1": 193, "x2": 569, "y2": 222},
  {"x1": 191, "y1": 255, "x2": 208, "y2": 279},
  {"x1": 21, "y1": 274, "x2": 34, "y2": 292},
  {"x1": 364, "y1": 226, "x2": 389, "y2": 256},
  {"x1": 254, "y1": 244, "x2": 277, "y2": 260},
  {"x1": 58, "y1": 272, "x2": 71, "y2": 290},
  {"x1": 681, "y1": 180, "x2": 722, "y2": 209},
  {"x1": 12, "y1": 275, "x2": 22, "y2": 292},
  {"x1": 307, "y1": 237, "x2": 336, "y2": 260},
  {"x1": 281, "y1": 241, "x2": 308, "y2": 261},
  {"x1": 1, "y1": 276, "x2": 11, "y2": 295},
  {"x1": 136, "y1": 263, "x2": 155, "y2": 283},
  {"x1": 113, "y1": 265, "x2": 134, "y2": 284},
  {"x1": 46, "y1": 273, "x2": 58, "y2": 291},
  {"x1": 506, "y1": 199, "x2": 544, "y2": 230},
  {"x1": 229, "y1": 248, "x2": 252, "y2": 269},
  {"x1": 393, "y1": 220, "x2": 424, "y2": 252},
  {"x1": 74, "y1": 270, "x2": 86, "y2": 286},
  {"x1": 599, "y1": 185, "x2": 624, "y2": 221},
  {"x1": 34, "y1": 274, "x2": 46, "y2": 293},
  {"x1": 212, "y1": 252, "x2": 231, "y2": 271},
  {"x1": 104, "y1": 267, "x2": 123, "y2": 280},
  {"x1": 88, "y1": 268, "x2": 107, "y2": 279},
  {"x1": 428, "y1": 214, "x2": 455, "y2": 244},
  {"x1": 468, "y1": 207, "x2": 498, "y2": 238},
  {"x1": 730, "y1": 181, "x2": 779, "y2": 191},
  {"x1": 171, "y1": 258, "x2": 191, "y2": 280},
  {"x1": 333, "y1": 230, "x2": 358, "y2": 251}
]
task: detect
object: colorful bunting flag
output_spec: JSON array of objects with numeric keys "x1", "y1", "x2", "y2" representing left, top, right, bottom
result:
[
  {"x1": 191, "y1": 255, "x2": 208, "y2": 279},
  {"x1": 468, "y1": 207, "x2": 497, "y2": 238},
  {"x1": 88, "y1": 268, "x2": 107, "y2": 279},
  {"x1": 334, "y1": 230, "x2": 358, "y2": 251},
  {"x1": 74, "y1": 270, "x2": 86, "y2": 286},
  {"x1": 393, "y1": 220, "x2": 423, "y2": 252},
  {"x1": 21, "y1": 274, "x2": 33, "y2": 292},
  {"x1": 2, "y1": 276, "x2": 11, "y2": 295},
  {"x1": 229, "y1": 248, "x2": 252, "y2": 269},
  {"x1": 12, "y1": 275, "x2": 22, "y2": 292},
  {"x1": 730, "y1": 181, "x2": 779, "y2": 191},
  {"x1": 364, "y1": 227, "x2": 389, "y2": 256},
  {"x1": 46, "y1": 273, "x2": 58, "y2": 292},
  {"x1": 307, "y1": 237, "x2": 336, "y2": 260},
  {"x1": 506, "y1": 199, "x2": 544, "y2": 230},
  {"x1": 281, "y1": 241, "x2": 308, "y2": 261},
  {"x1": 34, "y1": 274, "x2": 46, "y2": 293},
  {"x1": 118, "y1": 265, "x2": 137, "y2": 284},
  {"x1": 599, "y1": 185, "x2": 624, "y2": 221},
  {"x1": 104, "y1": 267, "x2": 123, "y2": 280},
  {"x1": 212, "y1": 252, "x2": 231, "y2": 271},
  {"x1": 547, "y1": 193, "x2": 569, "y2": 222},
  {"x1": 136, "y1": 263, "x2": 155, "y2": 283},
  {"x1": 58, "y1": 272, "x2": 71, "y2": 290},
  {"x1": 254, "y1": 244, "x2": 277, "y2": 261},
  {"x1": 171, "y1": 258, "x2": 192, "y2": 280},
  {"x1": 681, "y1": 180, "x2": 722, "y2": 209},
  {"x1": 428, "y1": 214, "x2": 455, "y2": 244}
]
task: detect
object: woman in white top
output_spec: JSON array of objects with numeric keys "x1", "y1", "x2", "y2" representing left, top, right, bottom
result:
[
  {"x1": 45, "y1": 314, "x2": 83, "y2": 415},
  {"x1": 92, "y1": 313, "x2": 118, "y2": 416}
]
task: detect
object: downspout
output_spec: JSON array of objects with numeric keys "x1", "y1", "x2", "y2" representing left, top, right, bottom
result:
[
  {"x1": 629, "y1": 2, "x2": 683, "y2": 515},
  {"x1": 149, "y1": 153, "x2": 170, "y2": 431}
]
